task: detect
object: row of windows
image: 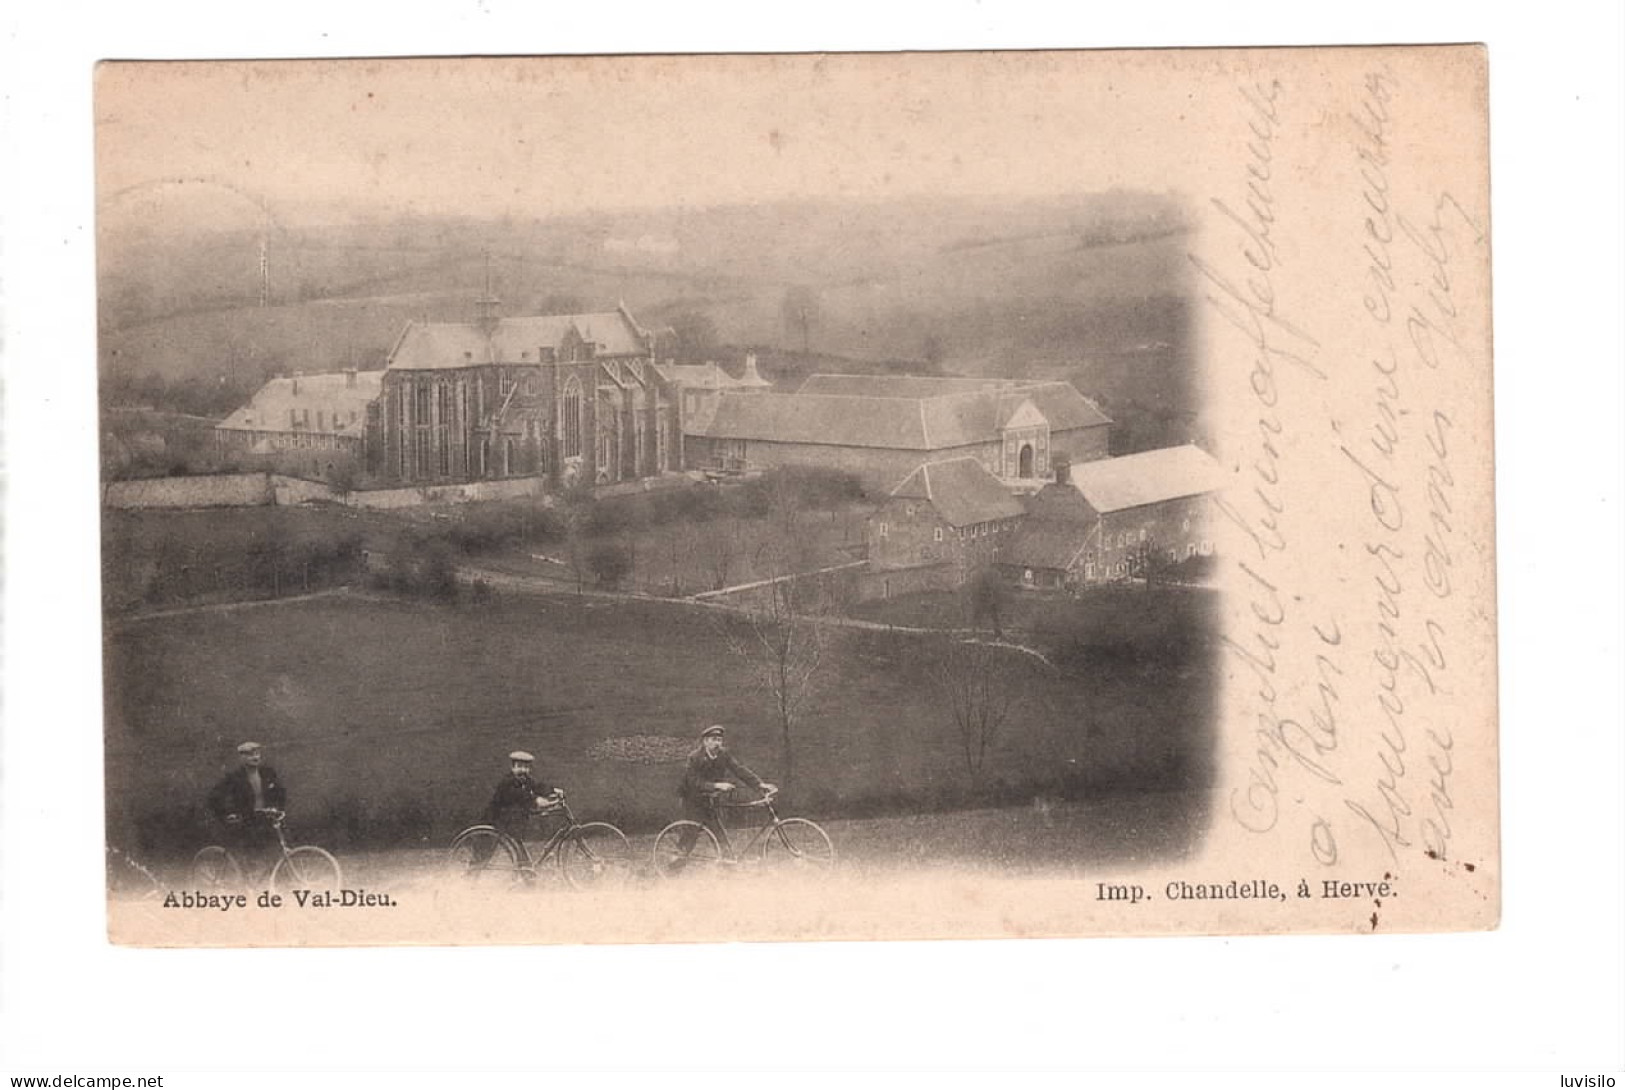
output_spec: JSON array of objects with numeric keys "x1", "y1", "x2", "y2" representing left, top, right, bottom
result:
[
  {"x1": 259, "y1": 432, "x2": 347, "y2": 450},
  {"x1": 1103, "y1": 518, "x2": 1197, "y2": 552},
  {"x1": 877, "y1": 518, "x2": 1012, "y2": 541},
  {"x1": 287, "y1": 408, "x2": 359, "y2": 431},
  {"x1": 1086, "y1": 541, "x2": 1212, "y2": 576}
]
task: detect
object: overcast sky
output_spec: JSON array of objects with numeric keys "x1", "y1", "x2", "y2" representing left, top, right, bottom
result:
[{"x1": 95, "y1": 53, "x2": 1209, "y2": 228}]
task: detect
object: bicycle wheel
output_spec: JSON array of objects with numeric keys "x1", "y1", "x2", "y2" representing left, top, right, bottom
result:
[
  {"x1": 761, "y1": 818, "x2": 835, "y2": 871},
  {"x1": 271, "y1": 846, "x2": 343, "y2": 893},
  {"x1": 191, "y1": 846, "x2": 243, "y2": 891},
  {"x1": 446, "y1": 826, "x2": 526, "y2": 888},
  {"x1": 557, "y1": 822, "x2": 634, "y2": 889},
  {"x1": 651, "y1": 821, "x2": 722, "y2": 879}
]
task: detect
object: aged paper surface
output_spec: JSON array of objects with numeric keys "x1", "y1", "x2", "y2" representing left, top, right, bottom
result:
[{"x1": 97, "y1": 47, "x2": 1496, "y2": 946}]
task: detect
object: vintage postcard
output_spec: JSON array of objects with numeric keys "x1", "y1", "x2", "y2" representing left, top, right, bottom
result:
[{"x1": 97, "y1": 47, "x2": 1496, "y2": 946}]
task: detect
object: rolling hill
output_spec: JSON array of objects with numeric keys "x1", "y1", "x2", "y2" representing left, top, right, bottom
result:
[{"x1": 98, "y1": 192, "x2": 1204, "y2": 443}]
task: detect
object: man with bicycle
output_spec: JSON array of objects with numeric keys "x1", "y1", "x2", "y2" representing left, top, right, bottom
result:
[
  {"x1": 476, "y1": 750, "x2": 564, "y2": 868},
  {"x1": 671, "y1": 725, "x2": 777, "y2": 867},
  {"x1": 206, "y1": 741, "x2": 286, "y2": 873}
]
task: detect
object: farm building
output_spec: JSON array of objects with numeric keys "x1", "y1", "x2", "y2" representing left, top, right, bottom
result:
[
  {"x1": 655, "y1": 353, "x2": 773, "y2": 442},
  {"x1": 999, "y1": 444, "x2": 1225, "y2": 589},
  {"x1": 867, "y1": 457, "x2": 1027, "y2": 581},
  {"x1": 214, "y1": 368, "x2": 382, "y2": 482},
  {"x1": 685, "y1": 373, "x2": 1112, "y2": 495},
  {"x1": 368, "y1": 302, "x2": 684, "y2": 487}
]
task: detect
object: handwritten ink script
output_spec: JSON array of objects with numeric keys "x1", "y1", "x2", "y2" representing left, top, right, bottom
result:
[{"x1": 1203, "y1": 68, "x2": 1489, "y2": 874}]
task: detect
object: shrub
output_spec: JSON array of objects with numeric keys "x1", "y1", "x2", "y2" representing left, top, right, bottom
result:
[
  {"x1": 416, "y1": 543, "x2": 460, "y2": 602},
  {"x1": 588, "y1": 541, "x2": 633, "y2": 589}
]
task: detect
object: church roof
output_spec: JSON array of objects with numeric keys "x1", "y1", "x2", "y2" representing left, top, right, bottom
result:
[
  {"x1": 889, "y1": 457, "x2": 1026, "y2": 527},
  {"x1": 216, "y1": 371, "x2": 383, "y2": 435},
  {"x1": 386, "y1": 308, "x2": 650, "y2": 371},
  {"x1": 1066, "y1": 444, "x2": 1226, "y2": 513}
]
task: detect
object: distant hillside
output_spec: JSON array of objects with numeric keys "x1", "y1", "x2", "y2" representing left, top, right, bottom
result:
[{"x1": 99, "y1": 192, "x2": 1202, "y2": 446}]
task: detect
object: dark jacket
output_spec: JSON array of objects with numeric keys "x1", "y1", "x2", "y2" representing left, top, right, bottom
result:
[
  {"x1": 679, "y1": 746, "x2": 764, "y2": 802},
  {"x1": 484, "y1": 772, "x2": 556, "y2": 827},
  {"x1": 208, "y1": 765, "x2": 287, "y2": 822}
]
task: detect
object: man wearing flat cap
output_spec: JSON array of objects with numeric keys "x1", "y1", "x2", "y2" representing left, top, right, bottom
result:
[
  {"x1": 480, "y1": 750, "x2": 563, "y2": 864},
  {"x1": 673, "y1": 725, "x2": 777, "y2": 861},
  {"x1": 207, "y1": 741, "x2": 287, "y2": 865}
]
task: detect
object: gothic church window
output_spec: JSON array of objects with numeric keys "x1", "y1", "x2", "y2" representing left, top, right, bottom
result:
[{"x1": 561, "y1": 377, "x2": 583, "y2": 458}]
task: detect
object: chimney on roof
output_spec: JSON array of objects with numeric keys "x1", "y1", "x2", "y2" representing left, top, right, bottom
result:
[
  {"x1": 743, "y1": 353, "x2": 764, "y2": 385},
  {"x1": 291, "y1": 371, "x2": 302, "y2": 396},
  {"x1": 1052, "y1": 454, "x2": 1071, "y2": 486},
  {"x1": 345, "y1": 368, "x2": 357, "y2": 389}
]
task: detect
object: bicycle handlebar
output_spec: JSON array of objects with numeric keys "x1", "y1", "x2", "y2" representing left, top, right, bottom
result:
[{"x1": 713, "y1": 788, "x2": 780, "y2": 809}]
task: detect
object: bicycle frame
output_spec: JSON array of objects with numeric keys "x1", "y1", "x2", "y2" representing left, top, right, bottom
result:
[
  {"x1": 652, "y1": 791, "x2": 833, "y2": 877},
  {"x1": 219, "y1": 813, "x2": 296, "y2": 879},
  {"x1": 450, "y1": 800, "x2": 633, "y2": 889},
  {"x1": 712, "y1": 796, "x2": 795, "y2": 860},
  {"x1": 195, "y1": 810, "x2": 342, "y2": 891},
  {"x1": 512, "y1": 802, "x2": 582, "y2": 870}
]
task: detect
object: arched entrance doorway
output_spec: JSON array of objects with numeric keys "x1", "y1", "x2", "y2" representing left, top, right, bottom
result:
[{"x1": 1018, "y1": 443, "x2": 1034, "y2": 478}]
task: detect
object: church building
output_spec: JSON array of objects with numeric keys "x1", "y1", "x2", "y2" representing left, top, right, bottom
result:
[{"x1": 369, "y1": 299, "x2": 683, "y2": 488}]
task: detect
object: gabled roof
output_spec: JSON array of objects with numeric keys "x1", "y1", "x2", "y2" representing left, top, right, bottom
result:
[
  {"x1": 656, "y1": 357, "x2": 776, "y2": 391},
  {"x1": 1067, "y1": 444, "x2": 1226, "y2": 513},
  {"x1": 655, "y1": 362, "x2": 727, "y2": 389},
  {"x1": 1002, "y1": 398, "x2": 1047, "y2": 430},
  {"x1": 700, "y1": 392, "x2": 932, "y2": 448},
  {"x1": 999, "y1": 522, "x2": 1094, "y2": 571},
  {"x1": 800, "y1": 374, "x2": 1021, "y2": 398},
  {"x1": 889, "y1": 457, "x2": 1026, "y2": 527},
  {"x1": 386, "y1": 307, "x2": 650, "y2": 371},
  {"x1": 1024, "y1": 479, "x2": 1095, "y2": 523},
  {"x1": 216, "y1": 371, "x2": 383, "y2": 435},
  {"x1": 784, "y1": 373, "x2": 1112, "y2": 448},
  {"x1": 695, "y1": 377, "x2": 1111, "y2": 450}
]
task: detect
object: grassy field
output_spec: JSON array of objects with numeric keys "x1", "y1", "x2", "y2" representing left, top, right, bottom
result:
[
  {"x1": 849, "y1": 585, "x2": 1221, "y2": 664},
  {"x1": 104, "y1": 586, "x2": 1217, "y2": 862},
  {"x1": 479, "y1": 500, "x2": 873, "y2": 596}
]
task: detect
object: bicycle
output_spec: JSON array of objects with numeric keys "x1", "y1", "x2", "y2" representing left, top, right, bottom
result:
[
  {"x1": 445, "y1": 793, "x2": 633, "y2": 890},
  {"x1": 191, "y1": 809, "x2": 343, "y2": 892},
  {"x1": 652, "y1": 787, "x2": 834, "y2": 877}
]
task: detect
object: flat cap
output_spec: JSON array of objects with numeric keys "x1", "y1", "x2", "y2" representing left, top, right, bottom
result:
[
  {"x1": 509, "y1": 750, "x2": 536, "y2": 763},
  {"x1": 699, "y1": 725, "x2": 726, "y2": 739},
  {"x1": 236, "y1": 741, "x2": 263, "y2": 754}
]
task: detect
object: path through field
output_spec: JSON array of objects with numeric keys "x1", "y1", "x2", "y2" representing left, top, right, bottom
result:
[{"x1": 252, "y1": 789, "x2": 1210, "y2": 895}]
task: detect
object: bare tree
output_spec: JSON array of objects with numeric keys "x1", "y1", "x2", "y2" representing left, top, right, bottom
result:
[
  {"x1": 723, "y1": 569, "x2": 830, "y2": 790},
  {"x1": 667, "y1": 309, "x2": 720, "y2": 362},
  {"x1": 557, "y1": 476, "x2": 597, "y2": 594},
  {"x1": 1128, "y1": 535, "x2": 1169, "y2": 593},
  {"x1": 965, "y1": 565, "x2": 1009, "y2": 639},
  {"x1": 780, "y1": 285, "x2": 820, "y2": 356},
  {"x1": 704, "y1": 517, "x2": 740, "y2": 591},
  {"x1": 664, "y1": 518, "x2": 697, "y2": 596},
  {"x1": 929, "y1": 638, "x2": 1028, "y2": 780}
]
